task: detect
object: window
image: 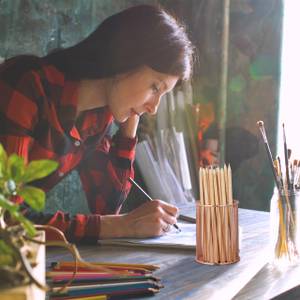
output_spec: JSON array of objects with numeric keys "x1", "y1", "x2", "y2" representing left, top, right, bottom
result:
[{"x1": 278, "y1": 1, "x2": 300, "y2": 157}]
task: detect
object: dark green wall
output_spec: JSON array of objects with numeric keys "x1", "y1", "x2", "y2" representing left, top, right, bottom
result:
[
  {"x1": 0, "y1": 0, "x2": 283, "y2": 211},
  {"x1": 0, "y1": 0, "x2": 157, "y2": 58}
]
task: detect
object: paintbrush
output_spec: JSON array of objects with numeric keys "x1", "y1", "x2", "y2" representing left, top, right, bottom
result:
[{"x1": 257, "y1": 121, "x2": 281, "y2": 190}]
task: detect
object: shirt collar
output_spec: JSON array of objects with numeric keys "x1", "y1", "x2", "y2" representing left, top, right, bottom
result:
[
  {"x1": 75, "y1": 105, "x2": 113, "y2": 140},
  {"x1": 58, "y1": 79, "x2": 79, "y2": 134},
  {"x1": 58, "y1": 79, "x2": 114, "y2": 140}
]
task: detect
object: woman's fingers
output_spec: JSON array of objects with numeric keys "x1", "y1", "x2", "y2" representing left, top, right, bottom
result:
[
  {"x1": 154, "y1": 199, "x2": 179, "y2": 217},
  {"x1": 161, "y1": 222, "x2": 172, "y2": 234},
  {"x1": 123, "y1": 200, "x2": 179, "y2": 237},
  {"x1": 131, "y1": 200, "x2": 178, "y2": 224}
]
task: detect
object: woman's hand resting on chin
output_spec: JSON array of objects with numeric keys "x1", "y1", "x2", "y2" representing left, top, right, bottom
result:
[{"x1": 119, "y1": 115, "x2": 140, "y2": 138}]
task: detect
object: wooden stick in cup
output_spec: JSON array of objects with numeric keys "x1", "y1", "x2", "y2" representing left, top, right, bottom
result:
[
  {"x1": 213, "y1": 167, "x2": 225, "y2": 263},
  {"x1": 220, "y1": 167, "x2": 230, "y2": 262},
  {"x1": 203, "y1": 168, "x2": 213, "y2": 262},
  {"x1": 208, "y1": 167, "x2": 220, "y2": 263}
]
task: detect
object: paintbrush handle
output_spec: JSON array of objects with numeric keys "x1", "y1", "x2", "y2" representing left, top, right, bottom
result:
[
  {"x1": 284, "y1": 145, "x2": 291, "y2": 189},
  {"x1": 263, "y1": 143, "x2": 281, "y2": 190}
]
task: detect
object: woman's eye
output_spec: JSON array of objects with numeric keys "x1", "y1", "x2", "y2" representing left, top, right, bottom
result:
[{"x1": 151, "y1": 84, "x2": 160, "y2": 94}]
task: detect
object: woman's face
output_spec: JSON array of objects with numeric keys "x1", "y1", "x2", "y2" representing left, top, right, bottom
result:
[{"x1": 107, "y1": 66, "x2": 179, "y2": 122}]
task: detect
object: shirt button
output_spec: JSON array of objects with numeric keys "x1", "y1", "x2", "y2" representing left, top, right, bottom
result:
[
  {"x1": 58, "y1": 171, "x2": 64, "y2": 177},
  {"x1": 74, "y1": 140, "x2": 81, "y2": 147}
]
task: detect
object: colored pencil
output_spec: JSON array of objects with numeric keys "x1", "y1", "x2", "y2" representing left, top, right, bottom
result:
[{"x1": 48, "y1": 259, "x2": 163, "y2": 299}]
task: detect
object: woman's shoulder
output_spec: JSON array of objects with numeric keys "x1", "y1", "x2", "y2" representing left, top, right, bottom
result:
[
  {"x1": 0, "y1": 55, "x2": 65, "y2": 86},
  {"x1": 1, "y1": 55, "x2": 43, "y2": 73},
  {"x1": 0, "y1": 55, "x2": 44, "y2": 84}
]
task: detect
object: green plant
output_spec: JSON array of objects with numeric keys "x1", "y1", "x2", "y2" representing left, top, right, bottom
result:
[{"x1": 0, "y1": 143, "x2": 58, "y2": 286}]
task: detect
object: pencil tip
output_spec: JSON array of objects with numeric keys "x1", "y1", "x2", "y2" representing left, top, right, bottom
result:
[{"x1": 173, "y1": 224, "x2": 181, "y2": 232}]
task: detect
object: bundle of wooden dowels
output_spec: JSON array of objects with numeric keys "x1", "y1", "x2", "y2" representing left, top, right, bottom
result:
[{"x1": 196, "y1": 165, "x2": 239, "y2": 264}]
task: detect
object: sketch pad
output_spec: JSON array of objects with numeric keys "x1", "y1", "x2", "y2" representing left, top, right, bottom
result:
[{"x1": 98, "y1": 223, "x2": 196, "y2": 250}]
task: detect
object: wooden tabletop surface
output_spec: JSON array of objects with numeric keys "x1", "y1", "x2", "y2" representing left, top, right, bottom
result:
[{"x1": 46, "y1": 205, "x2": 300, "y2": 300}]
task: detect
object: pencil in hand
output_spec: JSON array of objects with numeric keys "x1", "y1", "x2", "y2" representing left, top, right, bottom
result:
[{"x1": 128, "y1": 177, "x2": 181, "y2": 232}]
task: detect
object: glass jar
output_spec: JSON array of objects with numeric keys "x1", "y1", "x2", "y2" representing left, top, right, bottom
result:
[{"x1": 270, "y1": 189, "x2": 300, "y2": 267}]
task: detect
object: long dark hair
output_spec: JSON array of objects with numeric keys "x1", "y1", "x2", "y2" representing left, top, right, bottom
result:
[{"x1": 45, "y1": 5, "x2": 194, "y2": 81}]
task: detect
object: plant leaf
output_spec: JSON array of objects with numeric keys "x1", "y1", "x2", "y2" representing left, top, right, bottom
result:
[
  {"x1": 23, "y1": 159, "x2": 58, "y2": 183},
  {"x1": 10, "y1": 210, "x2": 36, "y2": 237},
  {"x1": 18, "y1": 186, "x2": 45, "y2": 211},
  {"x1": 7, "y1": 154, "x2": 25, "y2": 182},
  {"x1": 19, "y1": 216, "x2": 37, "y2": 237},
  {"x1": 0, "y1": 194, "x2": 19, "y2": 213},
  {"x1": 0, "y1": 195, "x2": 34, "y2": 236}
]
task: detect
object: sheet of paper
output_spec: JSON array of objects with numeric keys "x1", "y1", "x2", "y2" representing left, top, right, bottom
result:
[{"x1": 98, "y1": 223, "x2": 196, "y2": 250}]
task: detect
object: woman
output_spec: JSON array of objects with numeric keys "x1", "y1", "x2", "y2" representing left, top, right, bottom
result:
[{"x1": 0, "y1": 5, "x2": 194, "y2": 242}]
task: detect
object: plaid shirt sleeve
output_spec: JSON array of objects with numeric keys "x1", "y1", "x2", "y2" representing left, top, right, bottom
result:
[{"x1": 78, "y1": 131, "x2": 137, "y2": 215}]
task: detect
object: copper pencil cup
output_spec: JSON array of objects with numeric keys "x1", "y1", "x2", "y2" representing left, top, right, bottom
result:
[{"x1": 196, "y1": 200, "x2": 240, "y2": 265}]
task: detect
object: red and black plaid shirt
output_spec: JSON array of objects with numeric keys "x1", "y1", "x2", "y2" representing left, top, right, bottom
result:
[{"x1": 0, "y1": 55, "x2": 136, "y2": 242}]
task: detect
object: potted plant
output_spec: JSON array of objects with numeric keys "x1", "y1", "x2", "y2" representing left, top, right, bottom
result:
[{"x1": 0, "y1": 143, "x2": 58, "y2": 291}]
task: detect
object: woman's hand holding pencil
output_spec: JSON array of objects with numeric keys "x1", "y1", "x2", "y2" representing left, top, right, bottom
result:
[
  {"x1": 99, "y1": 177, "x2": 179, "y2": 239},
  {"x1": 128, "y1": 177, "x2": 181, "y2": 232},
  {"x1": 121, "y1": 199, "x2": 179, "y2": 238}
]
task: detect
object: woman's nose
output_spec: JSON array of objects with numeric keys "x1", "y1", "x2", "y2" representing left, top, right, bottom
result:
[{"x1": 146, "y1": 96, "x2": 161, "y2": 115}]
